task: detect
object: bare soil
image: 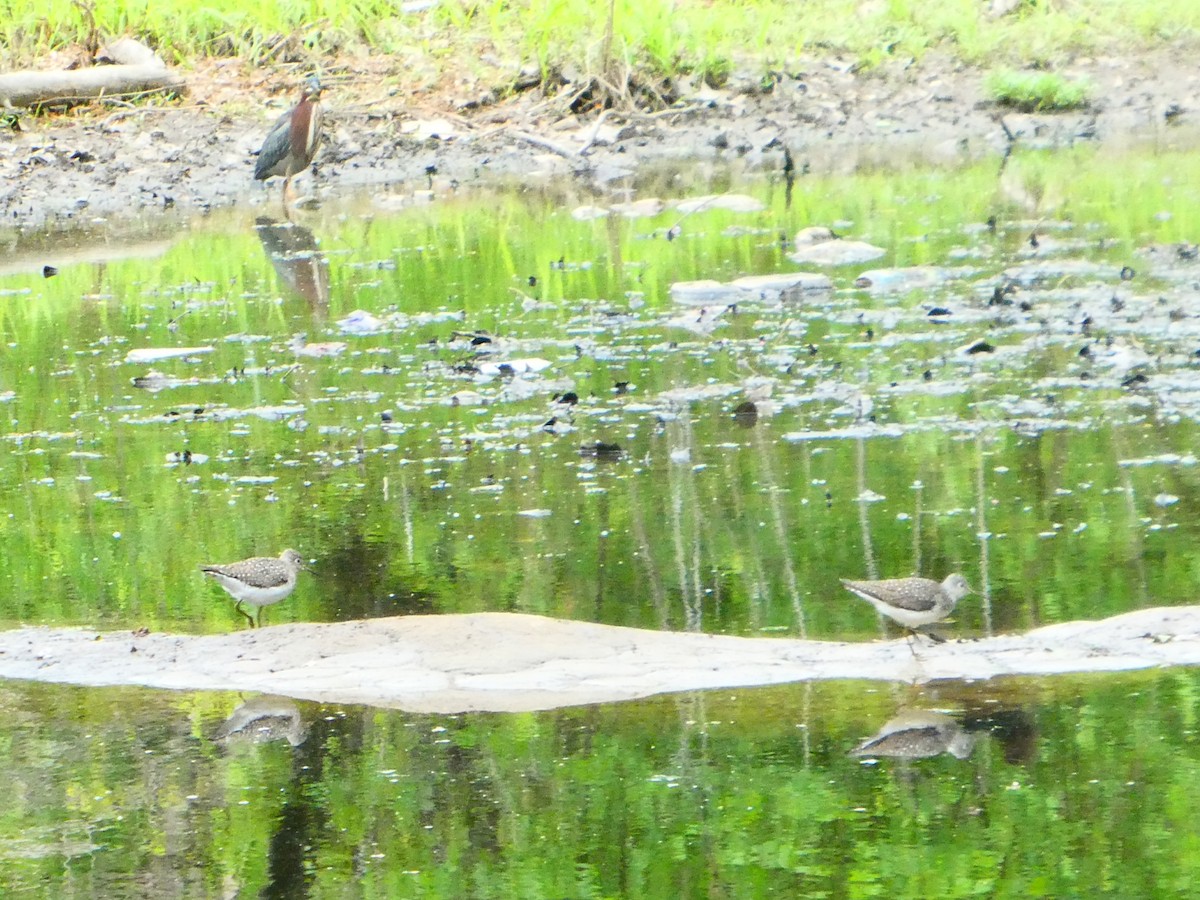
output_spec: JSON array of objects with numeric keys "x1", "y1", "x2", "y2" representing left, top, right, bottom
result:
[{"x1": 0, "y1": 50, "x2": 1198, "y2": 231}]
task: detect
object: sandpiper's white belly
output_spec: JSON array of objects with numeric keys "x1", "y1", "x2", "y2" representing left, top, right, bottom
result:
[
  {"x1": 207, "y1": 573, "x2": 294, "y2": 608},
  {"x1": 857, "y1": 594, "x2": 943, "y2": 628}
]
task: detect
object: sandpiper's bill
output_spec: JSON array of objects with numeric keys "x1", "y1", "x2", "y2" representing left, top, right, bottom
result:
[
  {"x1": 840, "y1": 573, "x2": 972, "y2": 641},
  {"x1": 200, "y1": 549, "x2": 307, "y2": 627}
]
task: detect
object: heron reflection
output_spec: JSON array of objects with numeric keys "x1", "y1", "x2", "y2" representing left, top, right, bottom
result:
[{"x1": 255, "y1": 216, "x2": 330, "y2": 313}]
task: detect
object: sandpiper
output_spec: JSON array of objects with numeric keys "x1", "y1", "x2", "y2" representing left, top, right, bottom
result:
[
  {"x1": 840, "y1": 573, "x2": 972, "y2": 641},
  {"x1": 200, "y1": 549, "x2": 307, "y2": 627}
]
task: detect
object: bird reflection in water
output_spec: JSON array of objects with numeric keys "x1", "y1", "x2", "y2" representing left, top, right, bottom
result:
[
  {"x1": 213, "y1": 695, "x2": 309, "y2": 748},
  {"x1": 850, "y1": 709, "x2": 977, "y2": 761},
  {"x1": 255, "y1": 216, "x2": 330, "y2": 314}
]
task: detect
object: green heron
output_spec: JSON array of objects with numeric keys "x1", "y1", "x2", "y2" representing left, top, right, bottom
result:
[{"x1": 254, "y1": 76, "x2": 324, "y2": 202}]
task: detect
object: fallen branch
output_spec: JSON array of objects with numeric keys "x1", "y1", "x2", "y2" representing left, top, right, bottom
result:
[
  {"x1": 0, "y1": 65, "x2": 185, "y2": 109},
  {"x1": 510, "y1": 130, "x2": 578, "y2": 159},
  {"x1": 0, "y1": 38, "x2": 184, "y2": 110}
]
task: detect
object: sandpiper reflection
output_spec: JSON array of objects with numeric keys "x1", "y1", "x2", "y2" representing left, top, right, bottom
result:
[
  {"x1": 213, "y1": 695, "x2": 308, "y2": 748},
  {"x1": 850, "y1": 709, "x2": 976, "y2": 761}
]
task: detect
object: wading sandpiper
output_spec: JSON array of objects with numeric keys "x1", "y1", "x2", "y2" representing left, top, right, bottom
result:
[
  {"x1": 840, "y1": 573, "x2": 973, "y2": 642},
  {"x1": 200, "y1": 549, "x2": 307, "y2": 627}
]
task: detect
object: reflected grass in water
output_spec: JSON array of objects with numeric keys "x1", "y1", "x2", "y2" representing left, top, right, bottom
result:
[
  {"x1": 0, "y1": 670, "x2": 1198, "y2": 897},
  {"x1": 0, "y1": 149, "x2": 1199, "y2": 639}
]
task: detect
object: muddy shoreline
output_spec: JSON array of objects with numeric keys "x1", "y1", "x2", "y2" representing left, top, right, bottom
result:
[{"x1": 0, "y1": 51, "x2": 1197, "y2": 233}]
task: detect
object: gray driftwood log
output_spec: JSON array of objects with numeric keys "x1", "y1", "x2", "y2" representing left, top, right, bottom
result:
[{"x1": 0, "y1": 39, "x2": 184, "y2": 109}]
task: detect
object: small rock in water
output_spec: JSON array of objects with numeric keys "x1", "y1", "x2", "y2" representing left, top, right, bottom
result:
[
  {"x1": 125, "y1": 346, "x2": 214, "y2": 364},
  {"x1": 337, "y1": 309, "x2": 386, "y2": 334},
  {"x1": 794, "y1": 226, "x2": 837, "y2": 245},
  {"x1": 571, "y1": 205, "x2": 610, "y2": 221},
  {"x1": 580, "y1": 442, "x2": 623, "y2": 461},
  {"x1": 610, "y1": 198, "x2": 665, "y2": 218},
  {"x1": 731, "y1": 272, "x2": 832, "y2": 301},
  {"x1": 668, "y1": 279, "x2": 728, "y2": 305},
  {"x1": 733, "y1": 400, "x2": 759, "y2": 427},
  {"x1": 962, "y1": 340, "x2": 995, "y2": 355},
  {"x1": 478, "y1": 358, "x2": 551, "y2": 377},
  {"x1": 790, "y1": 228, "x2": 886, "y2": 266},
  {"x1": 855, "y1": 266, "x2": 964, "y2": 292},
  {"x1": 675, "y1": 194, "x2": 765, "y2": 214}
]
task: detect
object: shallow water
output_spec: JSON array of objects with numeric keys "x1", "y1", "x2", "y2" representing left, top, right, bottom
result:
[
  {"x1": 2, "y1": 145, "x2": 1200, "y2": 894},
  {"x1": 1, "y1": 671, "x2": 1198, "y2": 897}
]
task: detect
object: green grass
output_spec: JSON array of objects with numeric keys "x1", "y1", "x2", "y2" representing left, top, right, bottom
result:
[
  {"x1": 0, "y1": 0, "x2": 1197, "y2": 93},
  {"x1": 984, "y1": 70, "x2": 1092, "y2": 112}
]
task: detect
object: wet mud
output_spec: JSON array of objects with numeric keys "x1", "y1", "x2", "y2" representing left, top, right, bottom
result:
[{"x1": 1, "y1": 50, "x2": 1197, "y2": 232}]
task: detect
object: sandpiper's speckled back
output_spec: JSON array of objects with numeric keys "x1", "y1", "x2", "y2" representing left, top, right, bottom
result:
[
  {"x1": 202, "y1": 549, "x2": 303, "y2": 589},
  {"x1": 840, "y1": 572, "x2": 972, "y2": 629}
]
